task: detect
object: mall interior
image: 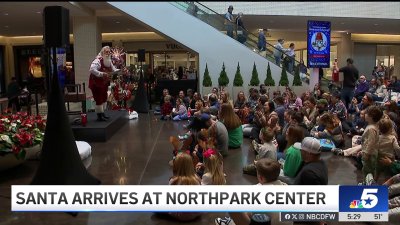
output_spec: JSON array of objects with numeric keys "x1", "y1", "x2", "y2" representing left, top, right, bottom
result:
[{"x1": 0, "y1": 2, "x2": 399, "y2": 225}]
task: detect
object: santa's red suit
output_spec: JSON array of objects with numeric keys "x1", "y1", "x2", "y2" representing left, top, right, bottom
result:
[
  {"x1": 89, "y1": 57, "x2": 113, "y2": 105},
  {"x1": 89, "y1": 53, "x2": 117, "y2": 121}
]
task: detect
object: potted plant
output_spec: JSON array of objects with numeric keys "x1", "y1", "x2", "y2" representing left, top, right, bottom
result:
[
  {"x1": 264, "y1": 62, "x2": 275, "y2": 93},
  {"x1": 202, "y1": 63, "x2": 213, "y2": 96},
  {"x1": 232, "y1": 62, "x2": 244, "y2": 100},
  {"x1": 291, "y1": 65, "x2": 305, "y2": 96},
  {"x1": 248, "y1": 62, "x2": 260, "y2": 94},
  {"x1": 0, "y1": 111, "x2": 46, "y2": 171},
  {"x1": 218, "y1": 62, "x2": 229, "y2": 92},
  {"x1": 279, "y1": 66, "x2": 289, "y2": 90}
]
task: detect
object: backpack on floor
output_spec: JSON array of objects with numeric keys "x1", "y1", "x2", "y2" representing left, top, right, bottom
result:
[{"x1": 319, "y1": 138, "x2": 336, "y2": 152}]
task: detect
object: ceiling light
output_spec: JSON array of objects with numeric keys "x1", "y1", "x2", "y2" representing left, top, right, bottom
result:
[
  {"x1": 115, "y1": 21, "x2": 120, "y2": 24},
  {"x1": 4, "y1": 13, "x2": 8, "y2": 16},
  {"x1": 4, "y1": 25, "x2": 9, "y2": 28},
  {"x1": 36, "y1": 11, "x2": 41, "y2": 14},
  {"x1": 374, "y1": 23, "x2": 379, "y2": 26}
]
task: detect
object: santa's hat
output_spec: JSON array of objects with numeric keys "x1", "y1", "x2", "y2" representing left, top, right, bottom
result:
[
  {"x1": 31, "y1": 72, "x2": 101, "y2": 185},
  {"x1": 316, "y1": 32, "x2": 323, "y2": 41}
]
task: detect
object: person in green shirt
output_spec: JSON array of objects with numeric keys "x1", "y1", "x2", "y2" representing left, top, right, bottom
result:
[
  {"x1": 380, "y1": 156, "x2": 400, "y2": 176},
  {"x1": 219, "y1": 103, "x2": 243, "y2": 149},
  {"x1": 279, "y1": 126, "x2": 305, "y2": 183}
]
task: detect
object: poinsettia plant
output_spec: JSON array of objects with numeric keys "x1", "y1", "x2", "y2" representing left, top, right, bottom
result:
[{"x1": 0, "y1": 110, "x2": 46, "y2": 160}]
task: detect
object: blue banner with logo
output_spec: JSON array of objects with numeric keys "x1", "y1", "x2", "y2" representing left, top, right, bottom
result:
[
  {"x1": 50, "y1": 48, "x2": 66, "y2": 89},
  {"x1": 339, "y1": 186, "x2": 388, "y2": 212},
  {"x1": 307, "y1": 21, "x2": 331, "y2": 68}
]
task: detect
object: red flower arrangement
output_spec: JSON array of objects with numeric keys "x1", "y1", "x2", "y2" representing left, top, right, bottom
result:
[{"x1": 0, "y1": 110, "x2": 46, "y2": 159}]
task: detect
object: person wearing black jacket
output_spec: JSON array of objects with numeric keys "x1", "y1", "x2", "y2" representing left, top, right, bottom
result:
[{"x1": 339, "y1": 58, "x2": 359, "y2": 109}]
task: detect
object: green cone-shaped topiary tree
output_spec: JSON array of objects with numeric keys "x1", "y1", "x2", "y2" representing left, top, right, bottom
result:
[
  {"x1": 292, "y1": 65, "x2": 302, "y2": 86},
  {"x1": 279, "y1": 66, "x2": 289, "y2": 86},
  {"x1": 233, "y1": 62, "x2": 243, "y2": 86},
  {"x1": 264, "y1": 62, "x2": 275, "y2": 86},
  {"x1": 218, "y1": 62, "x2": 229, "y2": 87},
  {"x1": 249, "y1": 62, "x2": 260, "y2": 86},
  {"x1": 202, "y1": 63, "x2": 212, "y2": 87}
]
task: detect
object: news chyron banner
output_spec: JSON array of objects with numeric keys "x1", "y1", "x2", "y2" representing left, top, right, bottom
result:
[
  {"x1": 11, "y1": 185, "x2": 388, "y2": 222},
  {"x1": 307, "y1": 20, "x2": 331, "y2": 68}
]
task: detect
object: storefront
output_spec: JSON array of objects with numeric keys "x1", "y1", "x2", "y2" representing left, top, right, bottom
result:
[
  {"x1": 123, "y1": 41, "x2": 199, "y2": 100},
  {"x1": 12, "y1": 45, "x2": 75, "y2": 92}
]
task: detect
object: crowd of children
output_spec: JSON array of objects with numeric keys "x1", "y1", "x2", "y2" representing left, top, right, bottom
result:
[{"x1": 157, "y1": 78, "x2": 400, "y2": 223}]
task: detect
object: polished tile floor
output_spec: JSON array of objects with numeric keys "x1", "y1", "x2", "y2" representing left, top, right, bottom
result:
[{"x1": 0, "y1": 113, "x2": 393, "y2": 225}]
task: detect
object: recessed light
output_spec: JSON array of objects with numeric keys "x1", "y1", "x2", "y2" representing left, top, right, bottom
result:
[
  {"x1": 374, "y1": 24, "x2": 379, "y2": 26},
  {"x1": 4, "y1": 25, "x2": 9, "y2": 28},
  {"x1": 4, "y1": 13, "x2": 8, "y2": 16},
  {"x1": 346, "y1": 32, "x2": 349, "y2": 34},
  {"x1": 115, "y1": 21, "x2": 120, "y2": 24},
  {"x1": 36, "y1": 11, "x2": 41, "y2": 14}
]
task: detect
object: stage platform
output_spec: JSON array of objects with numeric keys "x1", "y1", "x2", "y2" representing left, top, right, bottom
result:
[{"x1": 70, "y1": 110, "x2": 128, "y2": 142}]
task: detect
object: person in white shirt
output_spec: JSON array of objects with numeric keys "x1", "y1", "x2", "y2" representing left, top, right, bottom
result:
[
  {"x1": 224, "y1": 5, "x2": 234, "y2": 38},
  {"x1": 286, "y1": 43, "x2": 296, "y2": 73},
  {"x1": 273, "y1": 39, "x2": 287, "y2": 66}
]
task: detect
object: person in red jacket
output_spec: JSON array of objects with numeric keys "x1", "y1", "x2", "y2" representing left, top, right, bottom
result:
[{"x1": 89, "y1": 46, "x2": 118, "y2": 121}]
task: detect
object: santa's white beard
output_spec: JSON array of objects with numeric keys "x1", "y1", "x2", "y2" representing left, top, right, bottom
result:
[{"x1": 103, "y1": 56, "x2": 112, "y2": 67}]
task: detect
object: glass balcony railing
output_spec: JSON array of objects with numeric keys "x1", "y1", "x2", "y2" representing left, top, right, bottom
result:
[{"x1": 170, "y1": 1, "x2": 334, "y2": 87}]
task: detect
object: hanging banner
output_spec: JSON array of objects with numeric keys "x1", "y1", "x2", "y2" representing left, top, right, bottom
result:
[
  {"x1": 50, "y1": 48, "x2": 66, "y2": 89},
  {"x1": 307, "y1": 21, "x2": 331, "y2": 68}
]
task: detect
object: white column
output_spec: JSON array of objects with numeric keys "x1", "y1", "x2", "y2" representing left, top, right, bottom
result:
[
  {"x1": 337, "y1": 33, "x2": 353, "y2": 82},
  {"x1": 72, "y1": 16, "x2": 102, "y2": 97},
  {"x1": 393, "y1": 45, "x2": 400, "y2": 78}
]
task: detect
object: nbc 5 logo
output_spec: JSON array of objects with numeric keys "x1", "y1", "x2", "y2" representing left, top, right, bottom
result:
[
  {"x1": 360, "y1": 188, "x2": 378, "y2": 209},
  {"x1": 340, "y1": 186, "x2": 387, "y2": 213}
]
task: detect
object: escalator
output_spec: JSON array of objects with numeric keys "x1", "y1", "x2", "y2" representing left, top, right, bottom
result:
[{"x1": 108, "y1": 1, "x2": 315, "y2": 93}]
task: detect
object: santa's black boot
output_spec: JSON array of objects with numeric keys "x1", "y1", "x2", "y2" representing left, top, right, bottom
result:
[
  {"x1": 101, "y1": 113, "x2": 110, "y2": 120},
  {"x1": 97, "y1": 113, "x2": 106, "y2": 121}
]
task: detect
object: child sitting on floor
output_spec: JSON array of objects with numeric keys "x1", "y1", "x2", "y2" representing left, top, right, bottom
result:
[
  {"x1": 376, "y1": 118, "x2": 400, "y2": 182},
  {"x1": 198, "y1": 148, "x2": 225, "y2": 185},
  {"x1": 216, "y1": 158, "x2": 292, "y2": 225},
  {"x1": 161, "y1": 95, "x2": 173, "y2": 120},
  {"x1": 243, "y1": 127, "x2": 277, "y2": 176}
]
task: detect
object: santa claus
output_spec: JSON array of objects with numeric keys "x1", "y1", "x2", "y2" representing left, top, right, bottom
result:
[{"x1": 89, "y1": 46, "x2": 119, "y2": 121}]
